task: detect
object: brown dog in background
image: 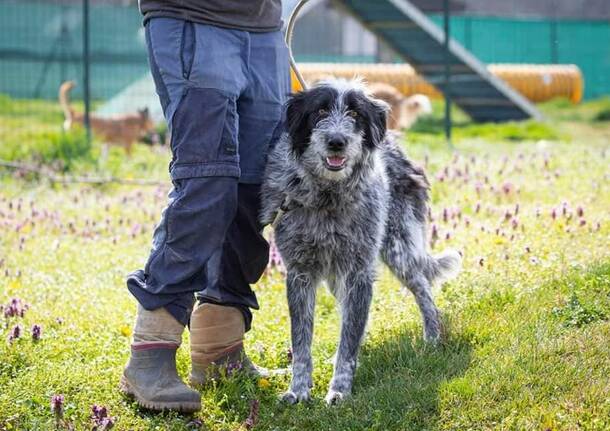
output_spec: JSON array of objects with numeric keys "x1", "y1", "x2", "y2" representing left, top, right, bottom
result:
[
  {"x1": 59, "y1": 81, "x2": 155, "y2": 155},
  {"x1": 368, "y1": 82, "x2": 432, "y2": 130}
]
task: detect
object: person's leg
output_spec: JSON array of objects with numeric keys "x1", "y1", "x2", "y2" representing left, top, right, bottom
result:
[
  {"x1": 189, "y1": 183, "x2": 269, "y2": 385},
  {"x1": 189, "y1": 29, "x2": 290, "y2": 384},
  {"x1": 122, "y1": 18, "x2": 249, "y2": 411},
  {"x1": 195, "y1": 183, "x2": 269, "y2": 329}
]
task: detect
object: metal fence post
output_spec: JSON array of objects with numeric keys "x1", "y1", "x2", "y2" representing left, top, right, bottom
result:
[
  {"x1": 82, "y1": 0, "x2": 91, "y2": 141},
  {"x1": 443, "y1": 0, "x2": 452, "y2": 147},
  {"x1": 550, "y1": 0, "x2": 559, "y2": 64}
]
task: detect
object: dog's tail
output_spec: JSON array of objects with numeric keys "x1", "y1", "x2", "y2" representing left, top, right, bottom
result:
[
  {"x1": 425, "y1": 249, "x2": 462, "y2": 284},
  {"x1": 59, "y1": 81, "x2": 76, "y2": 131}
]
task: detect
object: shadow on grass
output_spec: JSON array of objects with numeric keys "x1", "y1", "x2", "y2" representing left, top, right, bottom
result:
[{"x1": 253, "y1": 325, "x2": 473, "y2": 431}]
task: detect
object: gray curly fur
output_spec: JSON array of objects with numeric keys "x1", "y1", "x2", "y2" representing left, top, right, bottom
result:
[{"x1": 260, "y1": 79, "x2": 461, "y2": 405}]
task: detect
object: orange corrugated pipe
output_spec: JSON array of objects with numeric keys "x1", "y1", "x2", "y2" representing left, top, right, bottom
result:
[{"x1": 291, "y1": 63, "x2": 583, "y2": 104}]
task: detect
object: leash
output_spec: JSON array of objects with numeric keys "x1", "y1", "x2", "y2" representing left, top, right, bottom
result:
[
  {"x1": 272, "y1": 0, "x2": 310, "y2": 228},
  {"x1": 285, "y1": 0, "x2": 310, "y2": 91},
  {"x1": 271, "y1": 200, "x2": 289, "y2": 229}
]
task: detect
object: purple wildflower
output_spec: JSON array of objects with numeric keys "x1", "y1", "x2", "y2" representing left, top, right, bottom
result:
[
  {"x1": 268, "y1": 237, "x2": 283, "y2": 268},
  {"x1": 243, "y1": 399, "x2": 260, "y2": 430},
  {"x1": 91, "y1": 405, "x2": 115, "y2": 430},
  {"x1": 475, "y1": 182, "x2": 483, "y2": 195},
  {"x1": 8, "y1": 324, "x2": 21, "y2": 343},
  {"x1": 226, "y1": 361, "x2": 243, "y2": 376},
  {"x1": 501, "y1": 182, "x2": 514, "y2": 195},
  {"x1": 430, "y1": 224, "x2": 439, "y2": 249},
  {"x1": 92, "y1": 405, "x2": 107, "y2": 419},
  {"x1": 576, "y1": 206, "x2": 584, "y2": 218},
  {"x1": 50, "y1": 394, "x2": 64, "y2": 419},
  {"x1": 32, "y1": 324, "x2": 42, "y2": 341},
  {"x1": 3, "y1": 298, "x2": 27, "y2": 319}
]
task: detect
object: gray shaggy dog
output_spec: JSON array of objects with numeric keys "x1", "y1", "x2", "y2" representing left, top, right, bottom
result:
[{"x1": 260, "y1": 79, "x2": 461, "y2": 405}]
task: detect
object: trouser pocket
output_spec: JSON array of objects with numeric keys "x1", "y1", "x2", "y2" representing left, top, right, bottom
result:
[
  {"x1": 169, "y1": 87, "x2": 240, "y2": 180},
  {"x1": 181, "y1": 21, "x2": 196, "y2": 80}
]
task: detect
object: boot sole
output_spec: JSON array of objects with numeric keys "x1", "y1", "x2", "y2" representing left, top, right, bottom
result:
[{"x1": 119, "y1": 374, "x2": 201, "y2": 413}]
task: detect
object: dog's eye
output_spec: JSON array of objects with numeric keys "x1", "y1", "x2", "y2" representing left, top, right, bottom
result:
[
  {"x1": 318, "y1": 109, "x2": 328, "y2": 116},
  {"x1": 346, "y1": 110, "x2": 358, "y2": 118}
]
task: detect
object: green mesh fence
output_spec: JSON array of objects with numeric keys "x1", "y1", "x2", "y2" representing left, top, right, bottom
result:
[
  {"x1": 0, "y1": 1, "x2": 147, "y2": 101},
  {"x1": 429, "y1": 15, "x2": 610, "y2": 99},
  {"x1": 0, "y1": 1, "x2": 608, "y2": 103}
]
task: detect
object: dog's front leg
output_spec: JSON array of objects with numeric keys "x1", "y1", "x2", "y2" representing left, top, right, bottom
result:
[
  {"x1": 282, "y1": 270, "x2": 317, "y2": 404},
  {"x1": 326, "y1": 271, "x2": 373, "y2": 405}
]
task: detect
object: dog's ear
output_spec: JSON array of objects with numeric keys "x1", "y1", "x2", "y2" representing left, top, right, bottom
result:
[
  {"x1": 362, "y1": 97, "x2": 389, "y2": 148},
  {"x1": 285, "y1": 91, "x2": 312, "y2": 156}
]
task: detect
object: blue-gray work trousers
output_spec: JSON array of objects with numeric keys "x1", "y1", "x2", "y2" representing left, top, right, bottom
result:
[{"x1": 127, "y1": 17, "x2": 290, "y2": 330}]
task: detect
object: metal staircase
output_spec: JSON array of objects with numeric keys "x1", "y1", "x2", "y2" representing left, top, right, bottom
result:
[{"x1": 334, "y1": 0, "x2": 542, "y2": 122}]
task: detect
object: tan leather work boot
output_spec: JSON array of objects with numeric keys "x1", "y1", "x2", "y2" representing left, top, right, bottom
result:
[{"x1": 189, "y1": 303, "x2": 267, "y2": 386}]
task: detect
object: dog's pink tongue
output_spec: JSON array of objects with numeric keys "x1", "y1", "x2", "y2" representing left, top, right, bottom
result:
[{"x1": 327, "y1": 156, "x2": 345, "y2": 167}]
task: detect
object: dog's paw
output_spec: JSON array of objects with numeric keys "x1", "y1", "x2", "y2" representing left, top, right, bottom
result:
[
  {"x1": 280, "y1": 388, "x2": 310, "y2": 405},
  {"x1": 423, "y1": 321, "x2": 444, "y2": 345},
  {"x1": 423, "y1": 331, "x2": 441, "y2": 345},
  {"x1": 325, "y1": 389, "x2": 348, "y2": 406}
]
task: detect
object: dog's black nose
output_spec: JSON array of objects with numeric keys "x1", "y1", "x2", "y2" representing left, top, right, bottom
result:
[{"x1": 327, "y1": 137, "x2": 347, "y2": 152}]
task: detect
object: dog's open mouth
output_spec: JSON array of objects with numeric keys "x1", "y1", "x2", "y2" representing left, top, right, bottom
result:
[{"x1": 325, "y1": 155, "x2": 347, "y2": 171}]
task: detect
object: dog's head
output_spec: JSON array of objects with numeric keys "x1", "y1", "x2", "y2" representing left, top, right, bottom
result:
[
  {"x1": 137, "y1": 107, "x2": 155, "y2": 131},
  {"x1": 286, "y1": 79, "x2": 389, "y2": 181}
]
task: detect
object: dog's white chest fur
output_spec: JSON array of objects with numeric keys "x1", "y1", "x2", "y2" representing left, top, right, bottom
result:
[{"x1": 276, "y1": 157, "x2": 389, "y2": 279}]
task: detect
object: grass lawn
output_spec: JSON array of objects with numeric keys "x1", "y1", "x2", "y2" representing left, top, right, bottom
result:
[{"x1": 0, "y1": 96, "x2": 609, "y2": 430}]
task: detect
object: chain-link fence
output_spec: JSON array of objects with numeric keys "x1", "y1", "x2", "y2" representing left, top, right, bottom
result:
[
  {"x1": 1, "y1": 0, "x2": 608, "y2": 121},
  {"x1": 1, "y1": 0, "x2": 146, "y2": 104}
]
